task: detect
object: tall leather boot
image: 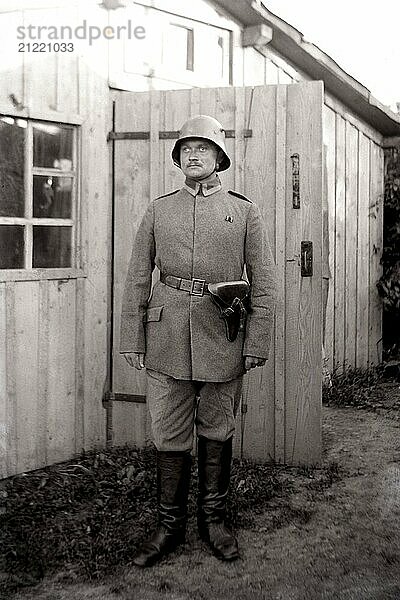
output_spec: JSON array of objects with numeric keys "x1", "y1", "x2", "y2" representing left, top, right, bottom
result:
[
  {"x1": 132, "y1": 450, "x2": 191, "y2": 568},
  {"x1": 197, "y1": 436, "x2": 239, "y2": 561}
]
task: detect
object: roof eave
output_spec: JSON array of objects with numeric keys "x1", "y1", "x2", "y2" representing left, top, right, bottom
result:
[{"x1": 213, "y1": 0, "x2": 400, "y2": 136}]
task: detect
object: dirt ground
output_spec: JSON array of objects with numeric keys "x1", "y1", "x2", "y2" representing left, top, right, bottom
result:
[{"x1": 9, "y1": 389, "x2": 400, "y2": 600}]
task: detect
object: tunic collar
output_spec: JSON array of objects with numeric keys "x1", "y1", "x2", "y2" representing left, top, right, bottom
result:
[{"x1": 183, "y1": 173, "x2": 222, "y2": 197}]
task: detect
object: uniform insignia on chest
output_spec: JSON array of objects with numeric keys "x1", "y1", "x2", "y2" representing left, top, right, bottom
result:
[{"x1": 225, "y1": 215, "x2": 233, "y2": 223}]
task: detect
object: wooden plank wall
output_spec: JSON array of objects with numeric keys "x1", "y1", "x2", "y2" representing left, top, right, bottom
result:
[
  {"x1": 0, "y1": 280, "x2": 78, "y2": 477},
  {"x1": 0, "y1": 6, "x2": 110, "y2": 478},
  {"x1": 284, "y1": 84, "x2": 323, "y2": 464},
  {"x1": 240, "y1": 85, "x2": 277, "y2": 462},
  {"x1": 111, "y1": 90, "x2": 152, "y2": 448},
  {"x1": 243, "y1": 47, "x2": 301, "y2": 87},
  {"x1": 243, "y1": 46, "x2": 384, "y2": 373},
  {"x1": 322, "y1": 104, "x2": 384, "y2": 371},
  {"x1": 78, "y1": 58, "x2": 110, "y2": 453},
  {"x1": 112, "y1": 83, "x2": 323, "y2": 465}
]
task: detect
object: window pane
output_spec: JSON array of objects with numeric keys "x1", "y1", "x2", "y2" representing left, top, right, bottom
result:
[
  {"x1": 0, "y1": 118, "x2": 25, "y2": 217},
  {"x1": 0, "y1": 225, "x2": 24, "y2": 268},
  {"x1": 164, "y1": 25, "x2": 192, "y2": 72},
  {"x1": 33, "y1": 123, "x2": 73, "y2": 170},
  {"x1": 33, "y1": 226, "x2": 71, "y2": 268},
  {"x1": 33, "y1": 175, "x2": 73, "y2": 218}
]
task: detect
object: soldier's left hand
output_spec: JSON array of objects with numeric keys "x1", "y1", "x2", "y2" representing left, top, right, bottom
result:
[{"x1": 244, "y1": 356, "x2": 266, "y2": 370}]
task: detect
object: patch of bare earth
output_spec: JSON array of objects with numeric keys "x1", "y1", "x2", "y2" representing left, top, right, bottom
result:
[{"x1": 8, "y1": 385, "x2": 400, "y2": 600}]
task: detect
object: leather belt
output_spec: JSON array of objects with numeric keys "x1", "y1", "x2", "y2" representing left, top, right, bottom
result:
[{"x1": 160, "y1": 273, "x2": 210, "y2": 296}]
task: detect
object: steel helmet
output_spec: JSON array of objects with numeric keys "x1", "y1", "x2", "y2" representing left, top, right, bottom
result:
[{"x1": 171, "y1": 115, "x2": 231, "y2": 172}]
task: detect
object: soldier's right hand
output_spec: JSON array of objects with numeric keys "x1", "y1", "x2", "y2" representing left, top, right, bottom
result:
[{"x1": 123, "y1": 352, "x2": 145, "y2": 370}]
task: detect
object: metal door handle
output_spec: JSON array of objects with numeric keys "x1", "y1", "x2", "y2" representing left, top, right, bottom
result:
[{"x1": 301, "y1": 241, "x2": 313, "y2": 277}]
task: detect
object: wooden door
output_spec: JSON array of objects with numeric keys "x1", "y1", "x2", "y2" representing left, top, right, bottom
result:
[{"x1": 110, "y1": 82, "x2": 323, "y2": 466}]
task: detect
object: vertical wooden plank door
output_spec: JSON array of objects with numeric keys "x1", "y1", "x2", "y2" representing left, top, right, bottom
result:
[
  {"x1": 111, "y1": 82, "x2": 323, "y2": 466},
  {"x1": 0, "y1": 278, "x2": 81, "y2": 478}
]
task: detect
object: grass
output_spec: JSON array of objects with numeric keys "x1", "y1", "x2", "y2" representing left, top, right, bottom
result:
[
  {"x1": 0, "y1": 446, "x2": 341, "y2": 596},
  {"x1": 3, "y1": 364, "x2": 396, "y2": 596},
  {"x1": 322, "y1": 364, "x2": 399, "y2": 411}
]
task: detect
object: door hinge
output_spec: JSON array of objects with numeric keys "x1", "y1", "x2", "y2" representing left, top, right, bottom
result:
[
  {"x1": 291, "y1": 153, "x2": 300, "y2": 209},
  {"x1": 103, "y1": 392, "x2": 146, "y2": 403},
  {"x1": 107, "y1": 129, "x2": 252, "y2": 142}
]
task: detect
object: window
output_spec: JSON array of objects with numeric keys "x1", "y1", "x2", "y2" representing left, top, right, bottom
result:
[
  {"x1": 163, "y1": 23, "x2": 194, "y2": 72},
  {"x1": 192, "y1": 26, "x2": 232, "y2": 86},
  {"x1": 0, "y1": 117, "x2": 78, "y2": 270}
]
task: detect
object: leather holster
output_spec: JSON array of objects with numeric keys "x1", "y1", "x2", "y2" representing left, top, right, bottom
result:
[{"x1": 207, "y1": 280, "x2": 250, "y2": 342}]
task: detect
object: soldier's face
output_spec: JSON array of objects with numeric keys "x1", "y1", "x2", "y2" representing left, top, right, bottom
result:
[{"x1": 179, "y1": 138, "x2": 219, "y2": 180}]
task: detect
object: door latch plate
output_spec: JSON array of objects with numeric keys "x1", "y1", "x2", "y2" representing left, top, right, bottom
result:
[{"x1": 301, "y1": 241, "x2": 313, "y2": 277}]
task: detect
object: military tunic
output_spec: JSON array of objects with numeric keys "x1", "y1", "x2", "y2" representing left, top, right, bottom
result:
[{"x1": 120, "y1": 175, "x2": 277, "y2": 382}]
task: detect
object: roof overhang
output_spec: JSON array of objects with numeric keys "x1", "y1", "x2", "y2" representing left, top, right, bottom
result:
[{"x1": 213, "y1": 0, "x2": 400, "y2": 137}]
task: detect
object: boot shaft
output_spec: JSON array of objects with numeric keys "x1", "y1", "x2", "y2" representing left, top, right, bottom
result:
[
  {"x1": 197, "y1": 436, "x2": 233, "y2": 523},
  {"x1": 131, "y1": 451, "x2": 191, "y2": 568},
  {"x1": 156, "y1": 450, "x2": 192, "y2": 531},
  {"x1": 156, "y1": 450, "x2": 192, "y2": 505},
  {"x1": 196, "y1": 436, "x2": 239, "y2": 561}
]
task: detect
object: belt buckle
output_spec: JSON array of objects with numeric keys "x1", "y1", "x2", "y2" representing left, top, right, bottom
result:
[{"x1": 191, "y1": 278, "x2": 205, "y2": 296}]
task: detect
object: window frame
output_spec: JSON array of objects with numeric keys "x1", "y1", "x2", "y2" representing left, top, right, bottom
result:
[{"x1": 0, "y1": 116, "x2": 84, "y2": 281}]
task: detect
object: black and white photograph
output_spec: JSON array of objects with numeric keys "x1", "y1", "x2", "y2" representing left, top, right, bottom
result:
[{"x1": 0, "y1": 0, "x2": 399, "y2": 598}]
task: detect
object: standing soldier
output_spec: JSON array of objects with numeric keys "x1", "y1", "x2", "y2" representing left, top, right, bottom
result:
[{"x1": 120, "y1": 115, "x2": 277, "y2": 567}]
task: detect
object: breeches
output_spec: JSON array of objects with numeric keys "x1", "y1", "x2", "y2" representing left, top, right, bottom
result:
[{"x1": 146, "y1": 369, "x2": 243, "y2": 452}]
